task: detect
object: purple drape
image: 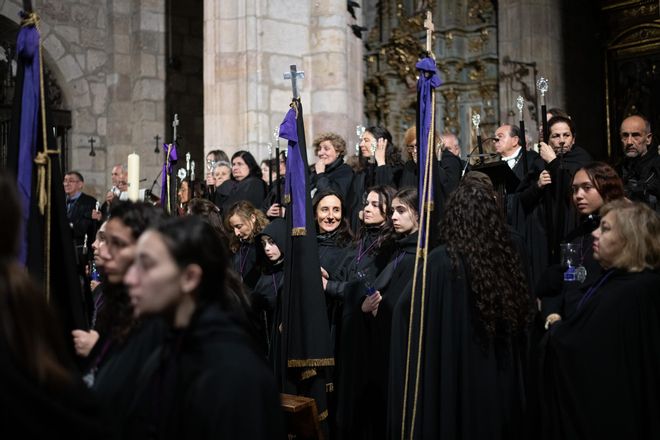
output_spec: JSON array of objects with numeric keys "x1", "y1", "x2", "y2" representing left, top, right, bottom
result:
[
  {"x1": 279, "y1": 107, "x2": 306, "y2": 231},
  {"x1": 416, "y1": 57, "x2": 441, "y2": 242},
  {"x1": 161, "y1": 142, "x2": 178, "y2": 210},
  {"x1": 17, "y1": 25, "x2": 41, "y2": 265}
]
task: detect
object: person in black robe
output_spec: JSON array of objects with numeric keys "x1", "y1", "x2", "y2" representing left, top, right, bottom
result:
[
  {"x1": 539, "y1": 162, "x2": 625, "y2": 328},
  {"x1": 218, "y1": 150, "x2": 267, "y2": 215},
  {"x1": 534, "y1": 116, "x2": 592, "y2": 264},
  {"x1": 325, "y1": 185, "x2": 397, "y2": 305},
  {"x1": 310, "y1": 132, "x2": 354, "y2": 200},
  {"x1": 346, "y1": 126, "x2": 404, "y2": 230},
  {"x1": 491, "y1": 124, "x2": 548, "y2": 287},
  {"x1": 224, "y1": 200, "x2": 269, "y2": 289},
  {"x1": 252, "y1": 218, "x2": 286, "y2": 355},
  {"x1": 399, "y1": 127, "x2": 462, "y2": 218},
  {"x1": 337, "y1": 187, "x2": 420, "y2": 440},
  {"x1": 124, "y1": 216, "x2": 284, "y2": 439},
  {"x1": 0, "y1": 171, "x2": 107, "y2": 439},
  {"x1": 388, "y1": 179, "x2": 533, "y2": 440},
  {"x1": 541, "y1": 200, "x2": 660, "y2": 440},
  {"x1": 83, "y1": 202, "x2": 166, "y2": 439},
  {"x1": 617, "y1": 114, "x2": 660, "y2": 211}
]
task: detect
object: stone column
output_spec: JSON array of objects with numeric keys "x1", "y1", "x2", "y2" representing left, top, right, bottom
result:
[
  {"x1": 497, "y1": 0, "x2": 564, "y2": 128},
  {"x1": 203, "y1": 0, "x2": 363, "y2": 161}
]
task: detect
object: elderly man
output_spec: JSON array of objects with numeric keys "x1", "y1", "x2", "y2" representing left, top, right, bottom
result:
[
  {"x1": 618, "y1": 114, "x2": 659, "y2": 210},
  {"x1": 93, "y1": 164, "x2": 128, "y2": 221}
]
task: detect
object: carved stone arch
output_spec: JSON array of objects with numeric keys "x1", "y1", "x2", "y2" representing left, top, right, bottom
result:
[{"x1": 609, "y1": 23, "x2": 660, "y2": 50}]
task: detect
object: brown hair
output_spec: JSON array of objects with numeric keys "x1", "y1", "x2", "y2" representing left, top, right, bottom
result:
[
  {"x1": 313, "y1": 132, "x2": 347, "y2": 156},
  {"x1": 224, "y1": 200, "x2": 269, "y2": 253},
  {"x1": 600, "y1": 200, "x2": 660, "y2": 272},
  {"x1": 578, "y1": 162, "x2": 624, "y2": 203}
]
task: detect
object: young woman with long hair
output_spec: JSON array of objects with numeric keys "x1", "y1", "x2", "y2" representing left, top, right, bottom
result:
[{"x1": 224, "y1": 200, "x2": 269, "y2": 289}]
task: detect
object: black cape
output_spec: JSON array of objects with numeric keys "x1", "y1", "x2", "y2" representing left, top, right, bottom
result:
[
  {"x1": 388, "y1": 246, "x2": 528, "y2": 439},
  {"x1": 310, "y1": 156, "x2": 354, "y2": 201},
  {"x1": 541, "y1": 269, "x2": 660, "y2": 439},
  {"x1": 126, "y1": 304, "x2": 285, "y2": 439}
]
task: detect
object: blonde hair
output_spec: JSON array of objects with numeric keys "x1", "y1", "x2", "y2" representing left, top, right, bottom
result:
[
  {"x1": 313, "y1": 132, "x2": 346, "y2": 156},
  {"x1": 600, "y1": 200, "x2": 660, "y2": 271},
  {"x1": 224, "y1": 201, "x2": 269, "y2": 253}
]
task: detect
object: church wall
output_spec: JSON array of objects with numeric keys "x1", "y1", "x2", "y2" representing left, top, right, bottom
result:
[
  {"x1": 2, "y1": 0, "x2": 167, "y2": 198},
  {"x1": 203, "y1": 0, "x2": 364, "y2": 162}
]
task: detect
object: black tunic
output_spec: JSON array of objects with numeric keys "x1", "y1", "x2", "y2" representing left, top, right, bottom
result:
[
  {"x1": 126, "y1": 304, "x2": 285, "y2": 439},
  {"x1": 336, "y1": 232, "x2": 418, "y2": 440},
  {"x1": 310, "y1": 156, "x2": 354, "y2": 201},
  {"x1": 231, "y1": 241, "x2": 260, "y2": 289},
  {"x1": 220, "y1": 176, "x2": 267, "y2": 214},
  {"x1": 388, "y1": 246, "x2": 528, "y2": 439},
  {"x1": 541, "y1": 269, "x2": 660, "y2": 440}
]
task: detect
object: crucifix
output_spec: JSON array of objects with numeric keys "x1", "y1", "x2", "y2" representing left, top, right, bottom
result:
[
  {"x1": 172, "y1": 113, "x2": 179, "y2": 144},
  {"x1": 283, "y1": 64, "x2": 305, "y2": 99},
  {"x1": 153, "y1": 134, "x2": 161, "y2": 153},
  {"x1": 424, "y1": 10, "x2": 434, "y2": 55},
  {"x1": 88, "y1": 137, "x2": 96, "y2": 157}
]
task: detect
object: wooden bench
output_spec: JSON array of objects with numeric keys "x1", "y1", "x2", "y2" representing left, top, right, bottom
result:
[{"x1": 280, "y1": 393, "x2": 323, "y2": 440}]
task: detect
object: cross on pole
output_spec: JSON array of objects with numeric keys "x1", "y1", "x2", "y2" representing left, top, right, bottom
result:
[
  {"x1": 88, "y1": 137, "x2": 96, "y2": 157},
  {"x1": 154, "y1": 134, "x2": 161, "y2": 153},
  {"x1": 172, "y1": 114, "x2": 179, "y2": 144},
  {"x1": 283, "y1": 64, "x2": 305, "y2": 99},
  {"x1": 424, "y1": 10, "x2": 434, "y2": 55}
]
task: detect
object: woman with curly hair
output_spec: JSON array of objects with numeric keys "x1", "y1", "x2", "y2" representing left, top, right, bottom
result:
[
  {"x1": 388, "y1": 179, "x2": 533, "y2": 440},
  {"x1": 539, "y1": 162, "x2": 625, "y2": 327},
  {"x1": 224, "y1": 200, "x2": 269, "y2": 289},
  {"x1": 346, "y1": 126, "x2": 404, "y2": 230},
  {"x1": 310, "y1": 132, "x2": 354, "y2": 201}
]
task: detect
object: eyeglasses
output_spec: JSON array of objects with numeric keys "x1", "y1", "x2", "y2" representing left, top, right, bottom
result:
[{"x1": 63, "y1": 179, "x2": 81, "y2": 184}]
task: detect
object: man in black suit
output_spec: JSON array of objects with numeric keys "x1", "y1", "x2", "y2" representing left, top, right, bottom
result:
[{"x1": 63, "y1": 171, "x2": 98, "y2": 269}]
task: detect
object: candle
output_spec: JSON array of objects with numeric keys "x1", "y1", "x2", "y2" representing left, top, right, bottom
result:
[{"x1": 127, "y1": 152, "x2": 140, "y2": 201}]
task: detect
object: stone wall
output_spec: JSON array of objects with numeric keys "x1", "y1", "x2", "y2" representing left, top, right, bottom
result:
[
  {"x1": 203, "y1": 0, "x2": 364, "y2": 162},
  {"x1": 1, "y1": 0, "x2": 167, "y2": 198}
]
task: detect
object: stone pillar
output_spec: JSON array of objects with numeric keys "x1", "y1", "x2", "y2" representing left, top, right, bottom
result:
[
  {"x1": 497, "y1": 0, "x2": 564, "y2": 130},
  {"x1": 203, "y1": 0, "x2": 363, "y2": 161}
]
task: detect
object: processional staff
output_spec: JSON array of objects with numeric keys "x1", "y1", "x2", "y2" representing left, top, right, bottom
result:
[{"x1": 516, "y1": 96, "x2": 529, "y2": 175}]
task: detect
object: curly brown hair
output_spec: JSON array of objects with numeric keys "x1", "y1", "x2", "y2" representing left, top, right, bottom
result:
[
  {"x1": 313, "y1": 132, "x2": 347, "y2": 156},
  {"x1": 439, "y1": 180, "x2": 532, "y2": 338},
  {"x1": 224, "y1": 200, "x2": 269, "y2": 253}
]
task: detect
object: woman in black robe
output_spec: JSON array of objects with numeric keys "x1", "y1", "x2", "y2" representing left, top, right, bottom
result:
[
  {"x1": 252, "y1": 219, "x2": 286, "y2": 356},
  {"x1": 337, "y1": 187, "x2": 420, "y2": 440},
  {"x1": 541, "y1": 200, "x2": 660, "y2": 440},
  {"x1": 217, "y1": 150, "x2": 267, "y2": 215},
  {"x1": 124, "y1": 216, "x2": 284, "y2": 439},
  {"x1": 310, "y1": 132, "x2": 354, "y2": 200},
  {"x1": 388, "y1": 179, "x2": 533, "y2": 440},
  {"x1": 539, "y1": 162, "x2": 625, "y2": 328},
  {"x1": 224, "y1": 200, "x2": 269, "y2": 289},
  {"x1": 346, "y1": 126, "x2": 403, "y2": 230}
]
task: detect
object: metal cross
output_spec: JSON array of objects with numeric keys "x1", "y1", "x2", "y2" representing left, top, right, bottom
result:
[
  {"x1": 172, "y1": 113, "x2": 179, "y2": 144},
  {"x1": 424, "y1": 10, "x2": 434, "y2": 54},
  {"x1": 283, "y1": 64, "x2": 305, "y2": 99},
  {"x1": 88, "y1": 137, "x2": 96, "y2": 157},
  {"x1": 154, "y1": 134, "x2": 161, "y2": 153}
]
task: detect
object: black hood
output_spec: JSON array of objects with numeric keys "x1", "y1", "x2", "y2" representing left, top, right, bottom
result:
[{"x1": 255, "y1": 218, "x2": 287, "y2": 265}]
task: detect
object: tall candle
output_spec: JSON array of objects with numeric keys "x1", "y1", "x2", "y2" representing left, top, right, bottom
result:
[{"x1": 127, "y1": 152, "x2": 140, "y2": 201}]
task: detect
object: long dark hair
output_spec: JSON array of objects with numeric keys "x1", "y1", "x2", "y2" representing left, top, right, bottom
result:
[
  {"x1": 356, "y1": 126, "x2": 403, "y2": 172},
  {"x1": 439, "y1": 180, "x2": 532, "y2": 338},
  {"x1": 355, "y1": 185, "x2": 397, "y2": 252},
  {"x1": 154, "y1": 216, "x2": 254, "y2": 331},
  {"x1": 312, "y1": 189, "x2": 353, "y2": 246},
  {"x1": 231, "y1": 150, "x2": 262, "y2": 179}
]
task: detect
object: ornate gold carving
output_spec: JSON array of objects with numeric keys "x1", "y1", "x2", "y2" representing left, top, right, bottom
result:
[
  {"x1": 442, "y1": 87, "x2": 459, "y2": 135},
  {"x1": 468, "y1": 0, "x2": 495, "y2": 25},
  {"x1": 610, "y1": 23, "x2": 660, "y2": 49},
  {"x1": 469, "y1": 28, "x2": 491, "y2": 53}
]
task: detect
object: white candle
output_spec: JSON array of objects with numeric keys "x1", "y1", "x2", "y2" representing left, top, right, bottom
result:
[{"x1": 127, "y1": 152, "x2": 140, "y2": 201}]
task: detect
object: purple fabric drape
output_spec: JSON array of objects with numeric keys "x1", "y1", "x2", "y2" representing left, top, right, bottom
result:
[
  {"x1": 161, "y1": 143, "x2": 178, "y2": 211},
  {"x1": 279, "y1": 107, "x2": 306, "y2": 231},
  {"x1": 17, "y1": 25, "x2": 41, "y2": 265},
  {"x1": 416, "y1": 57, "x2": 441, "y2": 242}
]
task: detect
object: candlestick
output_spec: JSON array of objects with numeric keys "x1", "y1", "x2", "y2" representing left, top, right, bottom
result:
[
  {"x1": 516, "y1": 96, "x2": 528, "y2": 174},
  {"x1": 127, "y1": 152, "x2": 140, "y2": 202}
]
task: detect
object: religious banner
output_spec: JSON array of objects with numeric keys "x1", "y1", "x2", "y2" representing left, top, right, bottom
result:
[
  {"x1": 276, "y1": 65, "x2": 334, "y2": 434},
  {"x1": 5, "y1": 8, "x2": 87, "y2": 332}
]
